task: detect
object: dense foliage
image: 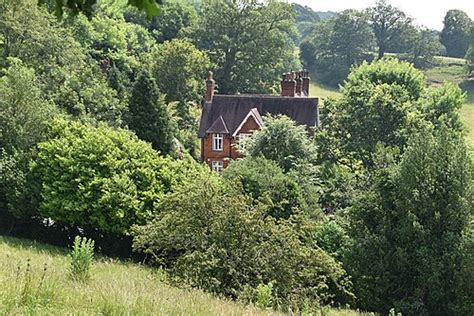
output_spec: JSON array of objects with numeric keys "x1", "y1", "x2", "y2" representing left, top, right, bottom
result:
[
  {"x1": 346, "y1": 126, "x2": 472, "y2": 315},
  {"x1": 244, "y1": 115, "x2": 315, "y2": 171},
  {"x1": 0, "y1": 0, "x2": 473, "y2": 314},
  {"x1": 132, "y1": 171, "x2": 354, "y2": 311},
  {"x1": 127, "y1": 71, "x2": 176, "y2": 155},
  {"x1": 440, "y1": 10, "x2": 472, "y2": 58},
  {"x1": 193, "y1": 0, "x2": 300, "y2": 94},
  {"x1": 31, "y1": 119, "x2": 188, "y2": 234}
]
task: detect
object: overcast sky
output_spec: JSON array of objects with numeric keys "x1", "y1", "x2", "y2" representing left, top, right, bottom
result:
[{"x1": 291, "y1": 0, "x2": 474, "y2": 30}]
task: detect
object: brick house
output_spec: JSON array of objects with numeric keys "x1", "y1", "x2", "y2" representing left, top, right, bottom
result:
[{"x1": 198, "y1": 71, "x2": 320, "y2": 172}]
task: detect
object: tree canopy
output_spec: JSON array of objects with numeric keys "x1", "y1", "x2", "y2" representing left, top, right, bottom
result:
[{"x1": 440, "y1": 9, "x2": 472, "y2": 58}]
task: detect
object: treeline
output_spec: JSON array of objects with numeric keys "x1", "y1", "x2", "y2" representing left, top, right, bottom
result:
[
  {"x1": 0, "y1": 0, "x2": 473, "y2": 315},
  {"x1": 299, "y1": 0, "x2": 474, "y2": 85}
]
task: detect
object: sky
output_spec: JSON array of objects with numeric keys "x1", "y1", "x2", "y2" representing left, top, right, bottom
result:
[{"x1": 291, "y1": 0, "x2": 474, "y2": 30}]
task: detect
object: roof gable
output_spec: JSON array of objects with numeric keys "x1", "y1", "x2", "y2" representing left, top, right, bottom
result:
[
  {"x1": 232, "y1": 108, "x2": 263, "y2": 137},
  {"x1": 206, "y1": 115, "x2": 229, "y2": 134}
]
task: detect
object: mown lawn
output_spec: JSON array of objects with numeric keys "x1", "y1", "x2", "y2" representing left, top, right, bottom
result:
[{"x1": 0, "y1": 236, "x2": 368, "y2": 315}]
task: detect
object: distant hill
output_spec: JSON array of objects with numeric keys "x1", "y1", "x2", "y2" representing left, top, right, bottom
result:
[
  {"x1": 292, "y1": 4, "x2": 337, "y2": 42},
  {"x1": 316, "y1": 11, "x2": 337, "y2": 20}
]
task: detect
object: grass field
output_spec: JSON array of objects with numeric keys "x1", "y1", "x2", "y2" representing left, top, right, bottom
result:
[{"x1": 0, "y1": 236, "x2": 368, "y2": 315}]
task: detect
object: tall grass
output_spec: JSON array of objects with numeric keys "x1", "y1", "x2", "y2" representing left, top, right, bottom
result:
[{"x1": 0, "y1": 236, "x2": 371, "y2": 315}]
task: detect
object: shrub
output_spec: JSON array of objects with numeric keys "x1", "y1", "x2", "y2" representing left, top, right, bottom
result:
[
  {"x1": 132, "y1": 171, "x2": 354, "y2": 312},
  {"x1": 31, "y1": 118, "x2": 195, "y2": 234},
  {"x1": 255, "y1": 282, "x2": 273, "y2": 309},
  {"x1": 244, "y1": 115, "x2": 315, "y2": 172},
  {"x1": 69, "y1": 236, "x2": 95, "y2": 282},
  {"x1": 346, "y1": 126, "x2": 473, "y2": 314},
  {"x1": 223, "y1": 156, "x2": 309, "y2": 219}
]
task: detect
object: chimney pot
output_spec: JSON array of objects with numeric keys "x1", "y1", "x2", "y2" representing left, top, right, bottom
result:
[
  {"x1": 302, "y1": 69, "x2": 310, "y2": 97},
  {"x1": 281, "y1": 71, "x2": 296, "y2": 97}
]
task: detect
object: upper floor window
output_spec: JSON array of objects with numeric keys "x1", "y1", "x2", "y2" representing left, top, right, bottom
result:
[{"x1": 212, "y1": 133, "x2": 223, "y2": 151}]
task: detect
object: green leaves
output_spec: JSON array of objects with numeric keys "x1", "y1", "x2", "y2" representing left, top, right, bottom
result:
[
  {"x1": 39, "y1": 0, "x2": 162, "y2": 19},
  {"x1": 127, "y1": 0, "x2": 162, "y2": 19},
  {"x1": 31, "y1": 119, "x2": 187, "y2": 234}
]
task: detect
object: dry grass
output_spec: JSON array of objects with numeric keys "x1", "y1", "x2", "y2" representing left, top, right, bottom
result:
[
  {"x1": 0, "y1": 236, "x2": 279, "y2": 315},
  {"x1": 0, "y1": 236, "x2": 370, "y2": 315}
]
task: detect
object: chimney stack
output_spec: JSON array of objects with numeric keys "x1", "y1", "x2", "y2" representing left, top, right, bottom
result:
[
  {"x1": 280, "y1": 72, "x2": 296, "y2": 97},
  {"x1": 206, "y1": 71, "x2": 215, "y2": 102},
  {"x1": 302, "y1": 70, "x2": 310, "y2": 97}
]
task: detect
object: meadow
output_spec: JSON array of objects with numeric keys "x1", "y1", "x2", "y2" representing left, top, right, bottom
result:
[{"x1": 0, "y1": 236, "x2": 369, "y2": 316}]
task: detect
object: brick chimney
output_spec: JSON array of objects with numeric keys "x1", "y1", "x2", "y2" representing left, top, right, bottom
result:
[
  {"x1": 281, "y1": 72, "x2": 296, "y2": 97},
  {"x1": 206, "y1": 71, "x2": 215, "y2": 102},
  {"x1": 295, "y1": 71, "x2": 303, "y2": 96},
  {"x1": 302, "y1": 70, "x2": 310, "y2": 96}
]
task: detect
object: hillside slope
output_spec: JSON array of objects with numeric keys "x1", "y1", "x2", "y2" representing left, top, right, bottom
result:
[{"x1": 0, "y1": 236, "x2": 365, "y2": 315}]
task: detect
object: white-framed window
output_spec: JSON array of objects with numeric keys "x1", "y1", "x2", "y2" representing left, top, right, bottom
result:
[
  {"x1": 211, "y1": 160, "x2": 224, "y2": 173},
  {"x1": 212, "y1": 133, "x2": 223, "y2": 151}
]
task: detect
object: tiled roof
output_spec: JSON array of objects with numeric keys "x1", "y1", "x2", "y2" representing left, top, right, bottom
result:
[{"x1": 199, "y1": 95, "x2": 319, "y2": 138}]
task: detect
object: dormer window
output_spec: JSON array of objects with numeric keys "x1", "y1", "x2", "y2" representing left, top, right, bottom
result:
[{"x1": 212, "y1": 133, "x2": 223, "y2": 151}]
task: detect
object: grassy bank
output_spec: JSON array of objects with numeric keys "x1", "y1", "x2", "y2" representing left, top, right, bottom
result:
[{"x1": 0, "y1": 236, "x2": 367, "y2": 315}]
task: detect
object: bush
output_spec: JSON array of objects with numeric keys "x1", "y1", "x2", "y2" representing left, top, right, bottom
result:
[
  {"x1": 69, "y1": 236, "x2": 95, "y2": 282},
  {"x1": 244, "y1": 115, "x2": 315, "y2": 172},
  {"x1": 31, "y1": 118, "x2": 195, "y2": 234},
  {"x1": 132, "y1": 171, "x2": 354, "y2": 312},
  {"x1": 223, "y1": 156, "x2": 308, "y2": 219}
]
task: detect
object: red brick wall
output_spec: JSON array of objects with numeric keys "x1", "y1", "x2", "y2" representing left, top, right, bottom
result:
[
  {"x1": 202, "y1": 116, "x2": 261, "y2": 169},
  {"x1": 202, "y1": 133, "x2": 232, "y2": 168}
]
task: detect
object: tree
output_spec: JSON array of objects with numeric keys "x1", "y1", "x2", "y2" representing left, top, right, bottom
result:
[
  {"x1": 244, "y1": 115, "x2": 315, "y2": 172},
  {"x1": 193, "y1": 0, "x2": 300, "y2": 94},
  {"x1": 31, "y1": 119, "x2": 187, "y2": 235},
  {"x1": 132, "y1": 171, "x2": 354, "y2": 311},
  {"x1": 304, "y1": 10, "x2": 375, "y2": 86},
  {"x1": 127, "y1": 71, "x2": 176, "y2": 155},
  {"x1": 38, "y1": 0, "x2": 162, "y2": 19},
  {"x1": 317, "y1": 59, "x2": 426, "y2": 167},
  {"x1": 149, "y1": 39, "x2": 211, "y2": 128},
  {"x1": 124, "y1": 0, "x2": 198, "y2": 43},
  {"x1": 346, "y1": 126, "x2": 473, "y2": 314},
  {"x1": 0, "y1": 60, "x2": 56, "y2": 219},
  {"x1": 368, "y1": 0, "x2": 413, "y2": 58},
  {"x1": 403, "y1": 27, "x2": 444, "y2": 69},
  {"x1": 224, "y1": 156, "x2": 309, "y2": 219},
  {"x1": 1, "y1": 0, "x2": 127, "y2": 126},
  {"x1": 440, "y1": 10, "x2": 472, "y2": 58},
  {"x1": 465, "y1": 24, "x2": 474, "y2": 74}
]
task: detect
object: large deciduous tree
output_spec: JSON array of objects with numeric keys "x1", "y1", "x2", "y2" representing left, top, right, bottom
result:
[
  {"x1": 301, "y1": 10, "x2": 375, "y2": 86},
  {"x1": 193, "y1": 0, "x2": 300, "y2": 94},
  {"x1": 31, "y1": 119, "x2": 186, "y2": 235},
  {"x1": 367, "y1": 0, "x2": 412, "y2": 58},
  {"x1": 317, "y1": 59, "x2": 466, "y2": 168},
  {"x1": 149, "y1": 39, "x2": 211, "y2": 127},
  {"x1": 440, "y1": 9, "x2": 472, "y2": 58},
  {"x1": 0, "y1": 60, "x2": 56, "y2": 219}
]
